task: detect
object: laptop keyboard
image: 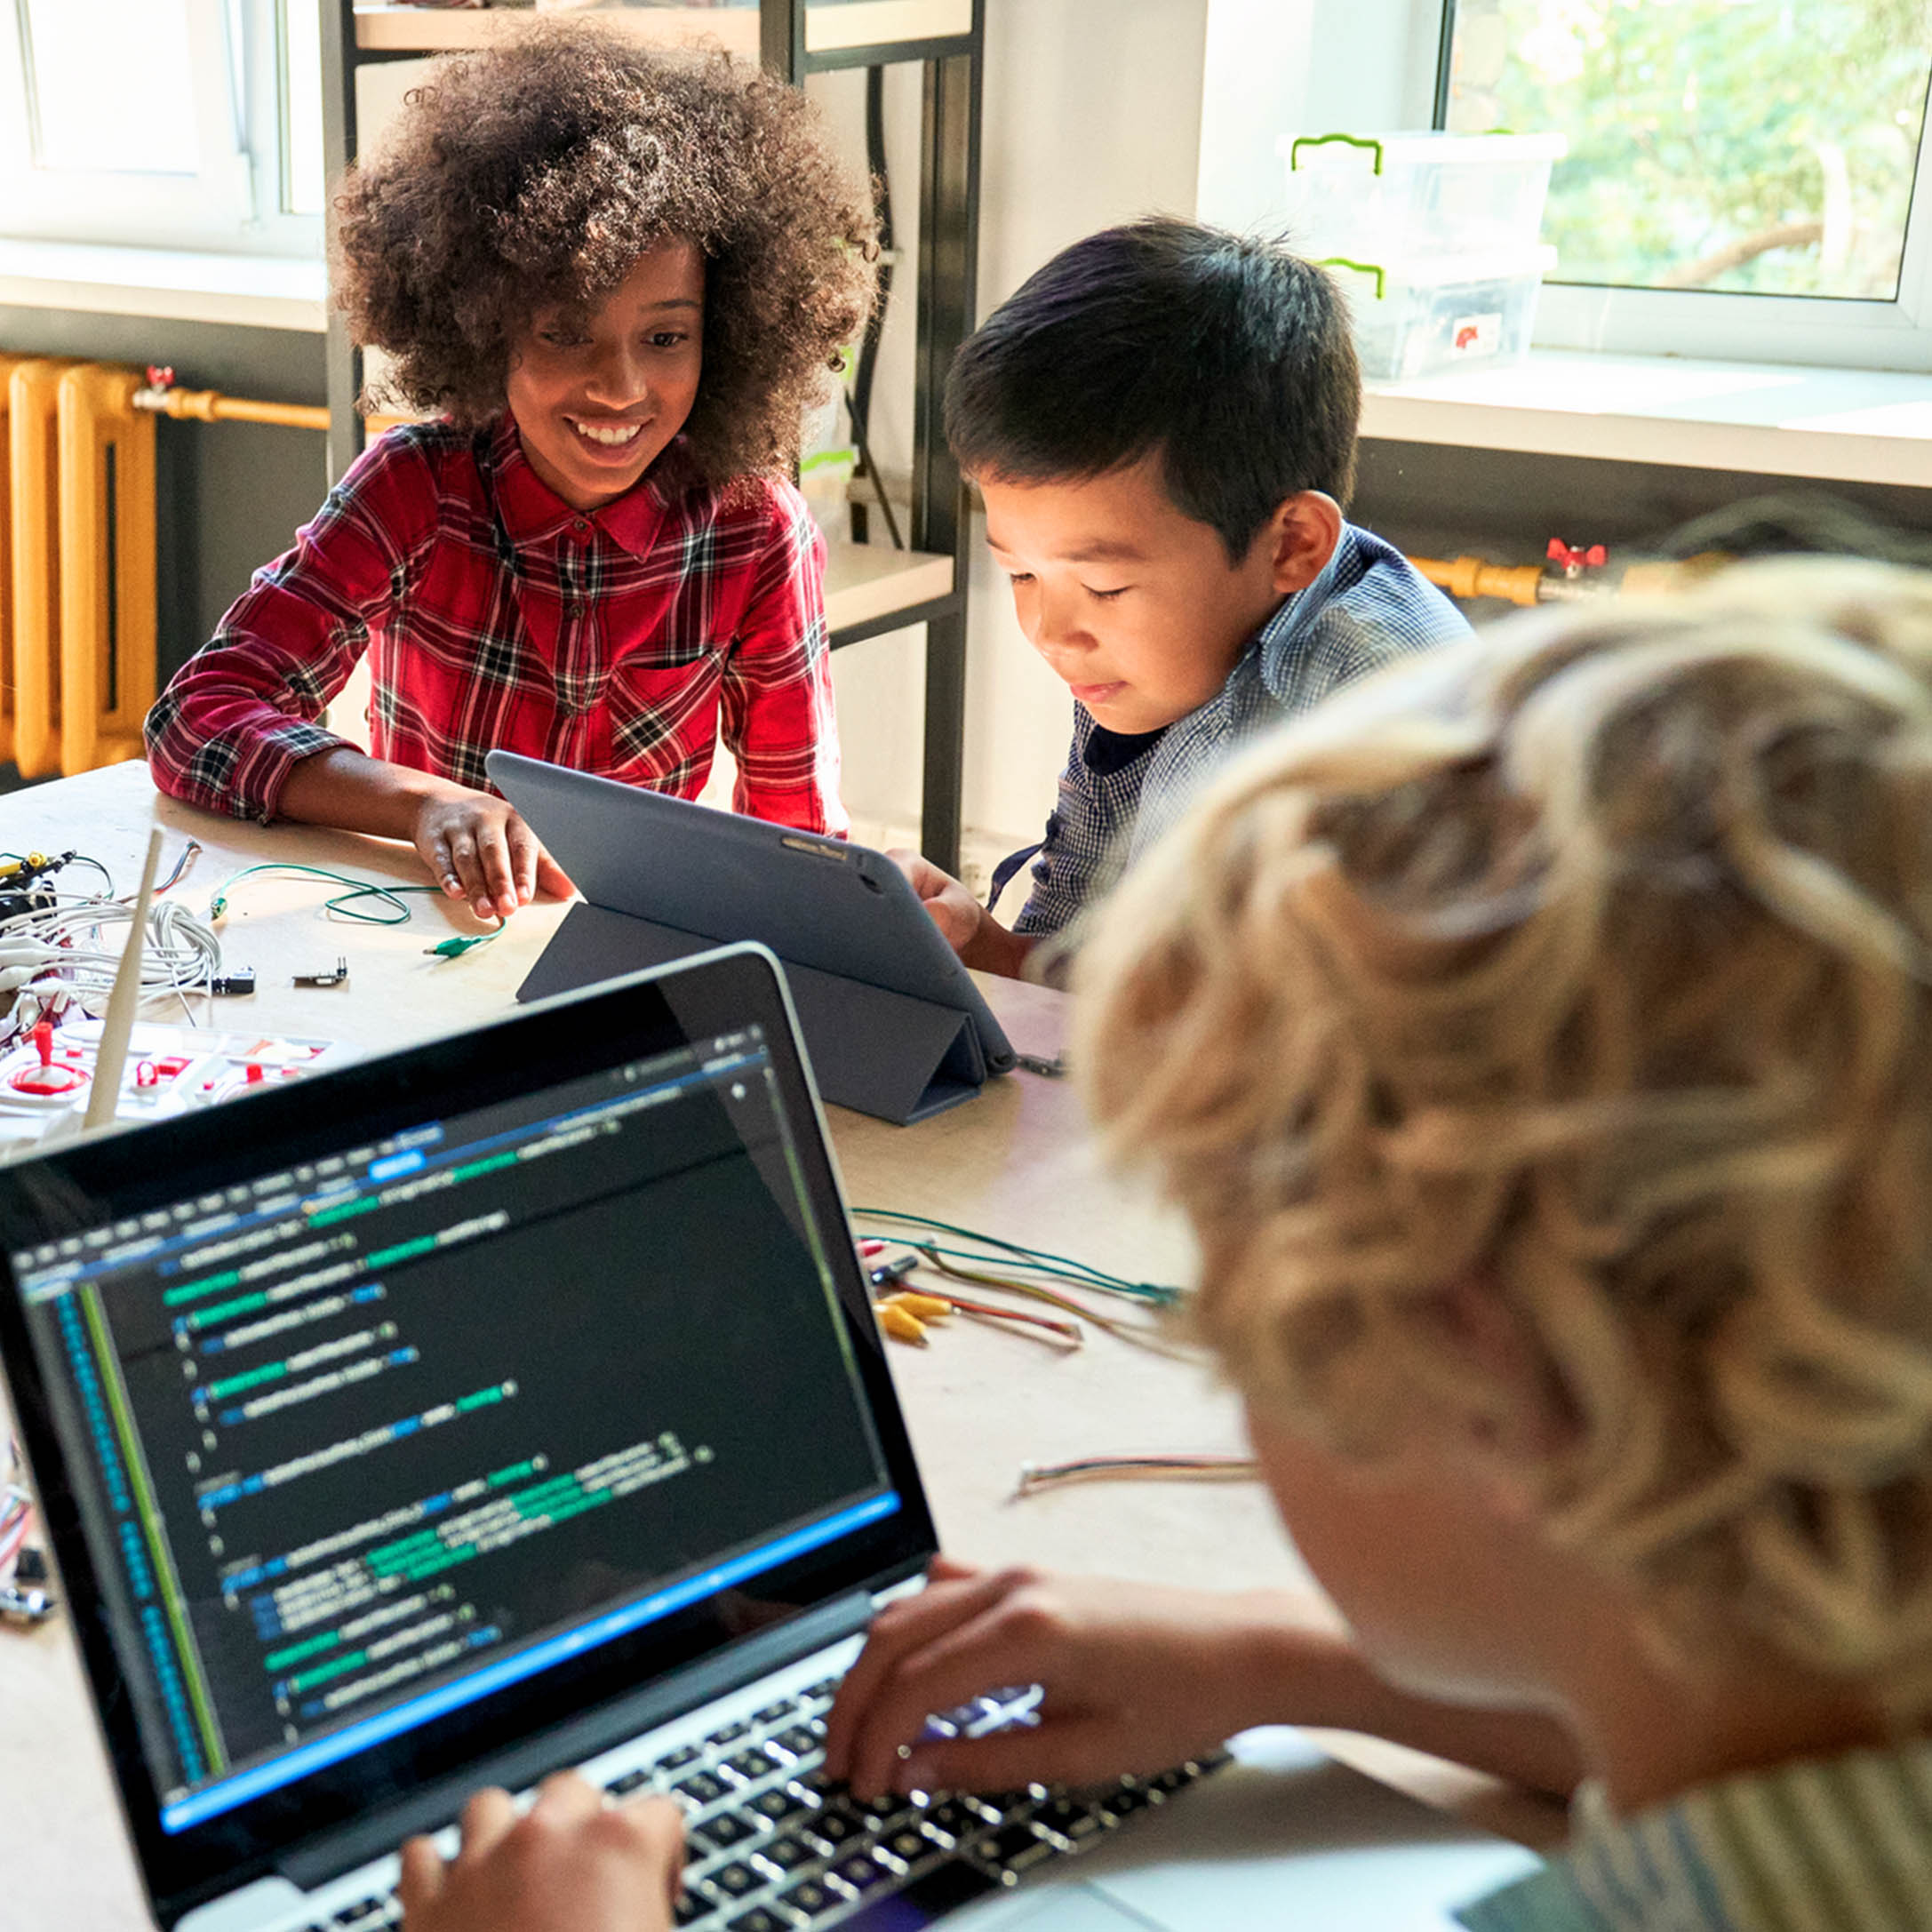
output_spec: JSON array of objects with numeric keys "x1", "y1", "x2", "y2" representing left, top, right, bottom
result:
[{"x1": 309, "y1": 1678, "x2": 1224, "y2": 1930}]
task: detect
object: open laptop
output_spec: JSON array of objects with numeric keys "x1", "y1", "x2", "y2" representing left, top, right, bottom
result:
[
  {"x1": 488, "y1": 751, "x2": 1017, "y2": 1126},
  {"x1": 0, "y1": 946, "x2": 1536, "y2": 1931}
]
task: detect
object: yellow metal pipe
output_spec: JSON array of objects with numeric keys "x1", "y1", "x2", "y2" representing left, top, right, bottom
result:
[
  {"x1": 133, "y1": 382, "x2": 330, "y2": 433},
  {"x1": 134, "y1": 382, "x2": 415, "y2": 445},
  {"x1": 1410, "y1": 551, "x2": 1725, "y2": 606},
  {"x1": 1410, "y1": 553, "x2": 1552, "y2": 607}
]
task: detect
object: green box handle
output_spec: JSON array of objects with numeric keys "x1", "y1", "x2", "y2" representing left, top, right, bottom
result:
[
  {"x1": 1289, "y1": 132, "x2": 1385, "y2": 175},
  {"x1": 1312, "y1": 257, "x2": 1386, "y2": 299}
]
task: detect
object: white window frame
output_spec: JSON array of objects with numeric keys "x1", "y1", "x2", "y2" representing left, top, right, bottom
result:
[
  {"x1": 0, "y1": 0, "x2": 322, "y2": 260},
  {"x1": 1434, "y1": 1, "x2": 1932, "y2": 373}
]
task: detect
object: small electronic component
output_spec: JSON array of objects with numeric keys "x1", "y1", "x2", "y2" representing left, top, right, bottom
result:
[
  {"x1": 866, "y1": 1254, "x2": 919, "y2": 1289},
  {"x1": 4, "y1": 1019, "x2": 90, "y2": 1101},
  {"x1": 292, "y1": 956, "x2": 349, "y2": 988},
  {"x1": 876, "y1": 1301, "x2": 927, "y2": 1346},
  {"x1": 876, "y1": 1289, "x2": 956, "y2": 1349},
  {"x1": 1015, "y1": 1051, "x2": 1066, "y2": 1078},
  {"x1": 0, "y1": 1581, "x2": 55, "y2": 1625},
  {"x1": 209, "y1": 969, "x2": 256, "y2": 995},
  {"x1": 0, "y1": 850, "x2": 75, "y2": 925},
  {"x1": 887, "y1": 1291, "x2": 952, "y2": 1322}
]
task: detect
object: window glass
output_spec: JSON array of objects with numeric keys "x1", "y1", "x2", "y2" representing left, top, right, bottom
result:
[
  {"x1": 19, "y1": 0, "x2": 201, "y2": 175},
  {"x1": 1444, "y1": 0, "x2": 1932, "y2": 302},
  {"x1": 278, "y1": 0, "x2": 323, "y2": 215}
]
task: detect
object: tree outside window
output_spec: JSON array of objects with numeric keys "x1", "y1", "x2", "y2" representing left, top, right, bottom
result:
[{"x1": 1445, "y1": 0, "x2": 1932, "y2": 303}]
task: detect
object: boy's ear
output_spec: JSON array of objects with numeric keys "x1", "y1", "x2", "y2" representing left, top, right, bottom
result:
[
  {"x1": 1426, "y1": 1267, "x2": 1578, "y2": 1481},
  {"x1": 1260, "y1": 491, "x2": 1344, "y2": 595}
]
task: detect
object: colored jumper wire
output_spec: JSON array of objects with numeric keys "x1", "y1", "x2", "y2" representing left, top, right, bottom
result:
[
  {"x1": 879, "y1": 1284, "x2": 1082, "y2": 1349},
  {"x1": 847, "y1": 1209, "x2": 1181, "y2": 1307},
  {"x1": 914, "y1": 1249, "x2": 1192, "y2": 1358},
  {"x1": 1013, "y1": 1453, "x2": 1259, "y2": 1499},
  {"x1": 207, "y1": 863, "x2": 442, "y2": 926}
]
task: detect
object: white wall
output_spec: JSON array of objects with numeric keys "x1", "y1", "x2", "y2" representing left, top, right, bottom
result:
[{"x1": 1195, "y1": 0, "x2": 1440, "y2": 236}]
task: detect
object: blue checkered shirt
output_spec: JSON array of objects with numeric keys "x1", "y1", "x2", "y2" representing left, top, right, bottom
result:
[{"x1": 1007, "y1": 522, "x2": 1469, "y2": 937}]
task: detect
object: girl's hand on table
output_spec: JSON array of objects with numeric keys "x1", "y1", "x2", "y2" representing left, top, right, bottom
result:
[
  {"x1": 413, "y1": 788, "x2": 573, "y2": 924},
  {"x1": 398, "y1": 1771, "x2": 682, "y2": 1932}
]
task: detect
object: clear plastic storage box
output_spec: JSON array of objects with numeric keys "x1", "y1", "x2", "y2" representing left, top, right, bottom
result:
[
  {"x1": 1277, "y1": 130, "x2": 1566, "y2": 261},
  {"x1": 1320, "y1": 247, "x2": 1557, "y2": 382}
]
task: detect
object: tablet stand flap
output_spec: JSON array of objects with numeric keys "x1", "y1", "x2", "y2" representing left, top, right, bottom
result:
[
  {"x1": 514, "y1": 903, "x2": 986, "y2": 1126},
  {"x1": 778, "y1": 962, "x2": 982, "y2": 1126},
  {"x1": 512, "y1": 902, "x2": 709, "y2": 1004}
]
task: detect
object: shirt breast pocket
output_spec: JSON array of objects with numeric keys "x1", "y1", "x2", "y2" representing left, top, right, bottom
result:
[{"x1": 605, "y1": 644, "x2": 727, "y2": 771}]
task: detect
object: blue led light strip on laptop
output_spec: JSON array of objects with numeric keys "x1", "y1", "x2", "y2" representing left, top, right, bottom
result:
[{"x1": 159, "y1": 1489, "x2": 901, "y2": 1832}]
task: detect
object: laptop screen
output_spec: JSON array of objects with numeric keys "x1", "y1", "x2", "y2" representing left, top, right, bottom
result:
[{"x1": 0, "y1": 948, "x2": 933, "y2": 1919}]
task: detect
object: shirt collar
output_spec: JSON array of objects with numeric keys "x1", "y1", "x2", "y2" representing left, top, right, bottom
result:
[
  {"x1": 491, "y1": 412, "x2": 675, "y2": 559},
  {"x1": 1249, "y1": 524, "x2": 1350, "y2": 706},
  {"x1": 1457, "y1": 1740, "x2": 1932, "y2": 1932}
]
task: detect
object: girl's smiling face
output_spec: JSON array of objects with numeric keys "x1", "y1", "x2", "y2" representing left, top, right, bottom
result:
[{"x1": 506, "y1": 240, "x2": 706, "y2": 513}]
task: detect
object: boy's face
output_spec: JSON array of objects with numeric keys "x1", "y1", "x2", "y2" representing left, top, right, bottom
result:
[
  {"x1": 507, "y1": 240, "x2": 706, "y2": 514},
  {"x1": 1245, "y1": 1399, "x2": 1574, "y2": 1716},
  {"x1": 978, "y1": 456, "x2": 1330, "y2": 736}
]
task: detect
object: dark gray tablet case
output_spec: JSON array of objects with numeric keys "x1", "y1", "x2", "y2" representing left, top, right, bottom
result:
[{"x1": 487, "y1": 753, "x2": 1017, "y2": 1126}]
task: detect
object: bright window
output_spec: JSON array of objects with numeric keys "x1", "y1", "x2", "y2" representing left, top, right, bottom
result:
[
  {"x1": 0, "y1": 0, "x2": 322, "y2": 257},
  {"x1": 1441, "y1": 0, "x2": 1932, "y2": 367},
  {"x1": 20, "y1": 0, "x2": 203, "y2": 176},
  {"x1": 278, "y1": 0, "x2": 325, "y2": 218}
]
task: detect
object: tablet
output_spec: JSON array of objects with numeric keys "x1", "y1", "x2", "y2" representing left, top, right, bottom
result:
[{"x1": 487, "y1": 752, "x2": 1017, "y2": 1124}]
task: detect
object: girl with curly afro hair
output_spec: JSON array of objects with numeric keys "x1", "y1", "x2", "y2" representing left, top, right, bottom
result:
[{"x1": 147, "y1": 27, "x2": 876, "y2": 923}]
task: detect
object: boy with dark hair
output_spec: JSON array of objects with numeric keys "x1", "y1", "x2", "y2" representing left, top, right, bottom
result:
[{"x1": 898, "y1": 218, "x2": 1467, "y2": 976}]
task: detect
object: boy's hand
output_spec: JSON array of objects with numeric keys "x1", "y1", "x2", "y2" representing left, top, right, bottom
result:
[
  {"x1": 823, "y1": 1558, "x2": 1312, "y2": 1799},
  {"x1": 888, "y1": 852, "x2": 1034, "y2": 978},
  {"x1": 398, "y1": 1771, "x2": 682, "y2": 1932},
  {"x1": 414, "y1": 788, "x2": 574, "y2": 924}
]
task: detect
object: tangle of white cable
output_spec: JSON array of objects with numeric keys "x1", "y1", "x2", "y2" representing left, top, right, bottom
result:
[{"x1": 0, "y1": 897, "x2": 221, "y2": 999}]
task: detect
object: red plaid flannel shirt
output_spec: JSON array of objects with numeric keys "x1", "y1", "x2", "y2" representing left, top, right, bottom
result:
[{"x1": 145, "y1": 417, "x2": 846, "y2": 834}]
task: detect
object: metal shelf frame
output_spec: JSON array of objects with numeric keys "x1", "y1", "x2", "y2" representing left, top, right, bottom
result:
[{"x1": 320, "y1": 1, "x2": 983, "y2": 872}]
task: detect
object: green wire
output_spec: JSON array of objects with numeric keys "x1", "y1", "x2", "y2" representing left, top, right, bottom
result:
[
  {"x1": 850, "y1": 1209, "x2": 1155, "y2": 1290},
  {"x1": 913, "y1": 1241, "x2": 1178, "y2": 1303},
  {"x1": 207, "y1": 864, "x2": 441, "y2": 927},
  {"x1": 848, "y1": 1207, "x2": 1181, "y2": 1305}
]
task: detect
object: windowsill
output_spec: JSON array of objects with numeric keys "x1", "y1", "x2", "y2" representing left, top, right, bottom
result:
[
  {"x1": 1361, "y1": 349, "x2": 1932, "y2": 489},
  {"x1": 0, "y1": 239, "x2": 327, "y2": 332}
]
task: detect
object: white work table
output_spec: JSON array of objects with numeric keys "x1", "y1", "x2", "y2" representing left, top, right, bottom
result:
[{"x1": 0, "y1": 762, "x2": 1560, "y2": 1928}]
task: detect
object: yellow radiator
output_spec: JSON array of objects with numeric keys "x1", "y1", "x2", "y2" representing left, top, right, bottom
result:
[{"x1": 2, "y1": 357, "x2": 156, "y2": 778}]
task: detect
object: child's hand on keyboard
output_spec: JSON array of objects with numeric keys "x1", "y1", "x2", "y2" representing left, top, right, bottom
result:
[
  {"x1": 397, "y1": 1769, "x2": 683, "y2": 1932},
  {"x1": 823, "y1": 1557, "x2": 1343, "y2": 1801}
]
